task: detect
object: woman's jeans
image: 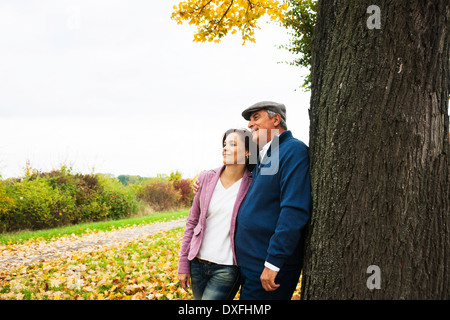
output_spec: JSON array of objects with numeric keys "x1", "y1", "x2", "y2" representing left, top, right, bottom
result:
[{"x1": 190, "y1": 258, "x2": 240, "y2": 300}]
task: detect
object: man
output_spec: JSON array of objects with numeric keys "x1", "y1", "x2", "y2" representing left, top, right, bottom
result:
[
  {"x1": 193, "y1": 101, "x2": 311, "y2": 300},
  {"x1": 235, "y1": 101, "x2": 311, "y2": 299}
]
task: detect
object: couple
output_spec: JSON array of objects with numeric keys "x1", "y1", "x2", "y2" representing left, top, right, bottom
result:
[{"x1": 177, "y1": 101, "x2": 311, "y2": 300}]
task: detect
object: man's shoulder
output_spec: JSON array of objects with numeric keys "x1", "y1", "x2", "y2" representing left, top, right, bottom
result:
[
  {"x1": 280, "y1": 133, "x2": 309, "y2": 154},
  {"x1": 288, "y1": 137, "x2": 308, "y2": 149}
]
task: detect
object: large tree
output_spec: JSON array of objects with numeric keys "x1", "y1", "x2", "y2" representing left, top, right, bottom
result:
[
  {"x1": 303, "y1": 0, "x2": 449, "y2": 299},
  {"x1": 173, "y1": 0, "x2": 450, "y2": 299}
]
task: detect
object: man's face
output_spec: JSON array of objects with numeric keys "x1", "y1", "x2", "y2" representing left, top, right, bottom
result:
[{"x1": 248, "y1": 110, "x2": 278, "y2": 147}]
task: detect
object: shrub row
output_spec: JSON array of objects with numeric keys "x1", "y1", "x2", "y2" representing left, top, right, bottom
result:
[{"x1": 0, "y1": 167, "x2": 194, "y2": 233}]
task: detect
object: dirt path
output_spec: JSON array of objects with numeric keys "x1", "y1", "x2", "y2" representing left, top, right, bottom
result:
[{"x1": 0, "y1": 219, "x2": 186, "y2": 272}]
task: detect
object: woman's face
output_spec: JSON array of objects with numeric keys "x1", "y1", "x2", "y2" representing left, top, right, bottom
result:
[{"x1": 223, "y1": 132, "x2": 248, "y2": 165}]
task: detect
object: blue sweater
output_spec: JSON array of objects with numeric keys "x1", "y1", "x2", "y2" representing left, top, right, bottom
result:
[{"x1": 235, "y1": 130, "x2": 311, "y2": 273}]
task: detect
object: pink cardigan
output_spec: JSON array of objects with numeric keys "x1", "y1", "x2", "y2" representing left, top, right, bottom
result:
[{"x1": 178, "y1": 165, "x2": 252, "y2": 274}]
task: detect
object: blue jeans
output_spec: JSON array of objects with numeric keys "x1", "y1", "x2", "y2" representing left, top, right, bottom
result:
[{"x1": 190, "y1": 258, "x2": 240, "y2": 300}]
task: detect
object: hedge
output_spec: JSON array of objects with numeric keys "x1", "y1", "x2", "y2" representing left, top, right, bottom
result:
[{"x1": 0, "y1": 167, "x2": 194, "y2": 233}]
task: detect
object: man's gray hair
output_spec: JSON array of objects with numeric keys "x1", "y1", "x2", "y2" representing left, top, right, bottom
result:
[{"x1": 266, "y1": 109, "x2": 288, "y2": 130}]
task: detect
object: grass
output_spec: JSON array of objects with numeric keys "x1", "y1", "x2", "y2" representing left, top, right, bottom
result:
[{"x1": 0, "y1": 209, "x2": 189, "y2": 245}]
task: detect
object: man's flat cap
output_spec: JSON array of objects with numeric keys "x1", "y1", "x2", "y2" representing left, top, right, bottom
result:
[{"x1": 241, "y1": 101, "x2": 286, "y2": 121}]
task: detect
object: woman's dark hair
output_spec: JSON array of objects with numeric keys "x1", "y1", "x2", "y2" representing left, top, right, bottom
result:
[{"x1": 222, "y1": 128, "x2": 257, "y2": 172}]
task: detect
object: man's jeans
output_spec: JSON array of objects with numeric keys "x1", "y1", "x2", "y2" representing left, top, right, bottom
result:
[{"x1": 190, "y1": 258, "x2": 240, "y2": 300}]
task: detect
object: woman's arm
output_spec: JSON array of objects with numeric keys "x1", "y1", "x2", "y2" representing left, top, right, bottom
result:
[{"x1": 178, "y1": 172, "x2": 206, "y2": 274}]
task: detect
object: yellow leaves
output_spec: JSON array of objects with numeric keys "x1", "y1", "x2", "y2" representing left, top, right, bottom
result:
[
  {"x1": 0, "y1": 226, "x2": 303, "y2": 300},
  {"x1": 171, "y1": 0, "x2": 288, "y2": 44},
  {"x1": 123, "y1": 283, "x2": 145, "y2": 295},
  {"x1": 0, "y1": 228, "x2": 192, "y2": 300}
]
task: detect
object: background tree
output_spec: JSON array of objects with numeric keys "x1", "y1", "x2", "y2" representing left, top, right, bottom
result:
[
  {"x1": 279, "y1": 0, "x2": 317, "y2": 89},
  {"x1": 172, "y1": 0, "x2": 450, "y2": 299},
  {"x1": 172, "y1": 0, "x2": 288, "y2": 44},
  {"x1": 168, "y1": 170, "x2": 183, "y2": 182},
  {"x1": 172, "y1": 0, "x2": 317, "y2": 88}
]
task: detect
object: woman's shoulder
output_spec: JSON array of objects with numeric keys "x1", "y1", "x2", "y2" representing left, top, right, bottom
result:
[{"x1": 197, "y1": 166, "x2": 223, "y2": 183}]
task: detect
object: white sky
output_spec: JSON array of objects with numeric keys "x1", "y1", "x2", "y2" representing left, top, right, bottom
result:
[{"x1": 0, "y1": 0, "x2": 311, "y2": 179}]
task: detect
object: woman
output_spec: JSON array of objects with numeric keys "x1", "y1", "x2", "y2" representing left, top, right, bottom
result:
[{"x1": 178, "y1": 128, "x2": 256, "y2": 300}]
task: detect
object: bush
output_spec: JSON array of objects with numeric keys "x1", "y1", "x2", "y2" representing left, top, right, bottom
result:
[
  {"x1": 1, "y1": 177, "x2": 76, "y2": 231},
  {"x1": 172, "y1": 179, "x2": 194, "y2": 206},
  {"x1": 0, "y1": 182, "x2": 16, "y2": 229},
  {"x1": 0, "y1": 168, "x2": 140, "y2": 233},
  {"x1": 0, "y1": 164, "x2": 195, "y2": 233},
  {"x1": 33, "y1": 169, "x2": 105, "y2": 223},
  {"x1": 96, "y1": 174, "x2": 139, "y2": 220},
  {"x1": 136, "y1": 181, "x2": 181, "y2": 212}
]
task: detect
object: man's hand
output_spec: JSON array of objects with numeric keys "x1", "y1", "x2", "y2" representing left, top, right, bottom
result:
[
  {"x1": 192, "y1": 177, "x2": 200, "y2": 194},
  {"x1": 178, "y1": 273, "x2": 191, "y2": 292},
  {"x1": 192, "y1": 170, "x2": 207, "y2": 194},
  {"x1": 260, "y1": 267, "x2": 280, "y2": 291}
]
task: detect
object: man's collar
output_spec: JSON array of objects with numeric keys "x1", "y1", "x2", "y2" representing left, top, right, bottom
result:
[
  {"x1": 259, "y1": 130, "x2": 292, "y2": 159},
  {"x1": 259, "y1": 139, "x2": 272, "y2": 161}
]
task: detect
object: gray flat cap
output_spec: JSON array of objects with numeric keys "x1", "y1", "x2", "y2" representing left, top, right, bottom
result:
[{"x1": 242, "y1": 101, "x2": 286, "y2": 121}]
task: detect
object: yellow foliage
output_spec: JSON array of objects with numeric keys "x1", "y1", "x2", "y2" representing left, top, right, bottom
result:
[
  {"x1": 171, "y1": 0, "x2": 288, "y2": 44},
  {"x1": 0, "y1": 227, "x2": 302, "y2": 300}
]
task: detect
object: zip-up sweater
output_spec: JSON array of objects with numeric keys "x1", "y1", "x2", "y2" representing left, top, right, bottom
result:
[{"x1": 235, "y1": 130, "x2": 311, "y2": 273}]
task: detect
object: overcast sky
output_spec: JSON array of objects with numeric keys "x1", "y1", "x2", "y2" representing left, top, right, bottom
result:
[{"x1": 0, "y1": 0, "x2": 311, "y2": 179}]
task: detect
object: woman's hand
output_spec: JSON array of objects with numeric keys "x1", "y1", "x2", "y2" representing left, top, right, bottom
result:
[{"x1": 178, "y1": 273, "x2": 191, "y2": 292}]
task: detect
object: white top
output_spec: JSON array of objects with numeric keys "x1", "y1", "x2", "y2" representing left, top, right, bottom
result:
[{"x1": 197, "y1": 177, "x2": 242, "y2": 265}]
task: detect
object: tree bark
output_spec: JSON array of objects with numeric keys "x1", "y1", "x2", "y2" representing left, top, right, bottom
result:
[{"x1": 302, "y1": 0, "x2": 449, "y2": 299}]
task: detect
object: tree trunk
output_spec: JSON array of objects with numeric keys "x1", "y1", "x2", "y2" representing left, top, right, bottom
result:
[{"x1": 302, "y1": 0, "x2": 449, "y2": 299}]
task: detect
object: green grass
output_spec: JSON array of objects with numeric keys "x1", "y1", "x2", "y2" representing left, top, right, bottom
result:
[{"x1": 0, "y1": 209, "x2": 189, "y2": 245}]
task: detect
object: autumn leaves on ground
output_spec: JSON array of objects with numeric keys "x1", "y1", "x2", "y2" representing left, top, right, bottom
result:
[
  {"x1": 0, "y1": 223, "x2": 302, "y2": 300},
  {"x1": 0, "y1": 227, "x2": 192, "y2": 300}
]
